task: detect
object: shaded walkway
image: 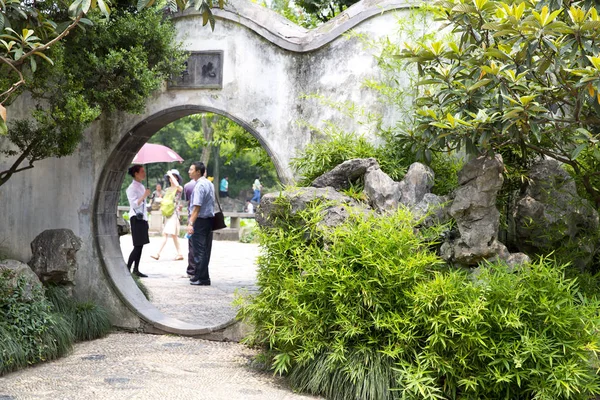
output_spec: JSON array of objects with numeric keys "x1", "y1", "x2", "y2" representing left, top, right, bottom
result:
[{"x1": 119, "y1": 236, "x2": 260, "y2": 326}]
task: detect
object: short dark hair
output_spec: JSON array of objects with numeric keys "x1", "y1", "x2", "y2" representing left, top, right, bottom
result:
[
  {"x1": 128, "y1": 165, "x2": 143, "y2": 177},
  {"x1": 192, "y1": 161, "x2": 205, "y2": 176}
]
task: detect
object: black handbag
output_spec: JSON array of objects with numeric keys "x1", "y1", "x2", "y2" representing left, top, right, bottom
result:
[{"x1": 212, "y1": 195, "x2": 227, "y2": 231}]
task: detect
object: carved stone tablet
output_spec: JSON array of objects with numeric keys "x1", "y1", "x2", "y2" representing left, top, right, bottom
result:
[{"x1": 168, "y1": 51, "x2": 223, "y2": 89}]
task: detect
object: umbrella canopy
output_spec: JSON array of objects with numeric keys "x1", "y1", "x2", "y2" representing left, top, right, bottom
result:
[{"x1": 132, "y1": 143, "x2": 184, "y2": 164}]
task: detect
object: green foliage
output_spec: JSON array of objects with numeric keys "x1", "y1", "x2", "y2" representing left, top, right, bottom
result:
[
  {"x1": 237, "y1": 202, "x2": 600, "y2": 400},
  {"x1": 1, "y1": 7, "x2": 186, "y2": 188},
  {"x1": 398, "y1": 0, "x2": 600, "y2": 207},
  {"x1": 237, "y1": 202, "x2": 445, "y2": 398},
  {"x1": 44, "y1": 285, "x2": 112, "y2": 342},
  {"x1": 265, "y1": 0, "x2": 322, "y2": 28},
  {"x1": 62, "y1": 9, "x2": 186, "y2": 114},
  {"x1": 293, "y1": 0, "x2": 359, "y2": 22},
  {"x1": 290, "y1": 127, "x2": 379, "y2": 185},
  {"x1": 72, "y1": 301, "x2": 112, "y2": 342},
  {"x1": 290, "y1": 124, "x2": 461, "y2": 195},
  {"x1": 0, "y1": 271, "x2": 74, "y2": 375},
  {"x1": 120, "y1": 113, "x2": 280, "y2": 205},
  {"x1": 399, "y1": 260, "x2": 600, "y2": 399},
  {"x1": 240, "y1": 219, "x2": 259, "y2": 243}
]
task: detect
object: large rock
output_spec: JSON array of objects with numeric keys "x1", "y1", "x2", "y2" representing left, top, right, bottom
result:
[
  {"x1": 363, "y1": 161, "x2": 436, "y2": 214},
  {"x1": 29, "y1": 229, "x2": 82, "y2": 284},
  {"x1": 510, "y1": 159, "x2": 599, "y2": 268},
  {"x1": 397, "y1": 163, "x2": 435, "y2": 207},
  {"x1": 441, "y1": 154, "x2": 528, "y2": 266},
  {"x1": 364, "y1": 166, "x2": 399, "y2": 212},
  {"x1": 311, "y1": 158, "x2": 379, "y2": 191},
  {"x1": 0, "y1": 259, "x2": 43, "y2": 301},
  {"x1": 117, "y1": 216, "x2": 130, "y2": 236},
  {"x1": 256, "y1": 187, "x2": 362, "y2": 230},
  {"x1": 412, "y1": 193, "x2": 451, "y2": 226}
]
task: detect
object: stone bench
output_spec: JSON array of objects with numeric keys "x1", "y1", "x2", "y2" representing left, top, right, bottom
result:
[
  {"x1": 223, "y1": 212, "x2": 255, "y2": 229},
  {"x1": 213, "y1": 212, "x2": 255, "y2": 241}
]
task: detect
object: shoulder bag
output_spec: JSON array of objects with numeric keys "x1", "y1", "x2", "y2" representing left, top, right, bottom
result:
[{"x1": 212, "y1": 194, "x2": 227, "y2": 231}]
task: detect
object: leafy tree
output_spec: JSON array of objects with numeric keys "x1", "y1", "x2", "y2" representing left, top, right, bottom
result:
[
  {"x1": 293, "y1": 0, "x2": 359, "y2": 22},
  {"x1": 0, "y1": 0, "x2": 223, "y2": 188},
  {"x1": 398, "y1": 0, "x2": 600, "y2": 207},
  {"x1": 265, "y1": 0, "x2": 321, "y2": 28},
  {"x1": 119, "y1": 114, "x2": 279, "y2": 205}
]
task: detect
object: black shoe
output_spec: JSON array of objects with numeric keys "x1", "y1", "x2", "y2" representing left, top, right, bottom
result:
[
  {"x1": 133, "y1": 271, "x2": 148, "y2": 278},
  {"x1": 190, "y1": 279, "x2": 210, "y2": 286}
]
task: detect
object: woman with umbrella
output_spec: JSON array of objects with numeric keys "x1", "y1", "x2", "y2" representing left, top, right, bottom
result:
[{"x1": 151, "y1": 169, "x2": 184, "y2": 261}]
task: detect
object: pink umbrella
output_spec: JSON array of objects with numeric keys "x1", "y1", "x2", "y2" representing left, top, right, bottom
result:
[{"x1": 132, "y1": 143, "x2": 184, "y2": 164}]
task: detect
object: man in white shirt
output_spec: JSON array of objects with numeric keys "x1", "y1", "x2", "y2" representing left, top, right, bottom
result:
[{"x1": 126, "y1": 165, "x2": 151, "y2": 277}]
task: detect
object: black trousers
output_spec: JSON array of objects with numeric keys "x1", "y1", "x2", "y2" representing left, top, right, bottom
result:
[
  {"x1": 186, "y1": 237, "x2": 195, "y2": 276},
  {"x1": 191, "y1": 217, "x2": 213, "y2": 283}
]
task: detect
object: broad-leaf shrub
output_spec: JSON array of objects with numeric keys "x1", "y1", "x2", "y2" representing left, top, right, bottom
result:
[
  {"x1": 237, "y1": 202, "x2": 600, "y2": 399},
  {"x1": 0, "y1": 271, "x2": 73, "y2": 375},
  {"x1": 1, "y1": 276, "x2": 112, "y2": 375}
]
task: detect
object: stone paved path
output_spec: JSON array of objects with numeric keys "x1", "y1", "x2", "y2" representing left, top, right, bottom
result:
[
  {"x1": 0, "y1": 333, "x2": 320, "y2": 399},
  {"x1": 120, "y1": 236, "x2": 260, "y2": 326}
]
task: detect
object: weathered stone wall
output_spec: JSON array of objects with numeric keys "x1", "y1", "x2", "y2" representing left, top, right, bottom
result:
[{"x1": 0, "y1": 0, "x2": 420, "y2": 332}]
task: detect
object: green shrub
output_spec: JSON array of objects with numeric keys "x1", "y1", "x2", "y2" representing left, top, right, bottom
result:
[
  {"x1": 237, "y1": 202, "x2": 600, "y2": 400},
  {"x1": 0, "y1": 325, "x2": 26, "y2": 375},
  {"x1": 72, "y1": 302, "x2": 112, "y2": 342},
  {"x1": 290, "y1": 126, "x2": 461, "y2": 196},
  {"x1": 0, "y1": 271, "x2": 74, "y2": 375},
  {"x1": 237, "y1": 203, "x2": 445, "y2": 398},
  {"x1": 44, "y1": 284, "x2": 74, "y2": 314},
  {"x1": 399, "y1": 260, "x2": 600, "y2": 399},
  {"x1": 45, "y1": 285, "x2": 112, "y2": 342},
  {"x1": 290, "y1": 129, "x2": 378, "y2": 186}
]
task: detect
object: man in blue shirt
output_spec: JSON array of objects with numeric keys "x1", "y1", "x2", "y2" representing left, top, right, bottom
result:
[{"x1": 187, "y1": 161, "x2": 215, "y2": 286}]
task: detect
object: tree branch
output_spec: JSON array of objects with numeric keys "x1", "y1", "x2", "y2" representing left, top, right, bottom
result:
[
  {"x1": 0, "y1": 58, "x2": 25, "y2": 104},
  {"x1": 12, "y1": 14, "x2": 83, "y2": 68},
  {"x1": 0, "y1": 143, "x2": 37, "y2": 187},
  {"x1": 0, "y1": 14, "x2": 83, "y2": 105}
]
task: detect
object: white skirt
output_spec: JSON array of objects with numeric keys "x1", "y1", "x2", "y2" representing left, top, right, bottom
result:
[{"x1": 162, "y1": 213, "x2": 180, "y2": 236}]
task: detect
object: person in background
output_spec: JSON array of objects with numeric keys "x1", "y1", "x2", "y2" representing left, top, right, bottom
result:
[
  {"x1": 245, "y1": 199, "x2": 254, "y2": 214},
  {"x1": 251, "y1": 175, "x2": 262, "y2": 204},
  {"x1": 126, "y1": 165, "x2": 151, "y2": 278},
  {"x1": 152, "y1": 183, "x2": 163, "y2": 199},
  {"x1": 219, "y1": 176, "x2": 229, "y2": 198},
  {"x1": 187, "y1": 161, "x2": 214, "y2": 286},
  {"x1": 150, "y1": 183, "x2": 163, "y2": 211},
  {"x1": 151, "y1": 170, "x2": 184, "y2": 261}
]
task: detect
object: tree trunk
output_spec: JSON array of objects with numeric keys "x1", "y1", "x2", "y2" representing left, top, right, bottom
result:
[
  {"x1": 200, "y1": 115, "x2": 213, "y2": 166},
  {"x1": 213, "y1": 144, "x2": 220, "y2": 200}
]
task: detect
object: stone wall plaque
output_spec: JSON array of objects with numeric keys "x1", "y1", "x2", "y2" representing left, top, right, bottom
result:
[{"x1": 168, "y1": 51, "x2": 223, "y2": 90}]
